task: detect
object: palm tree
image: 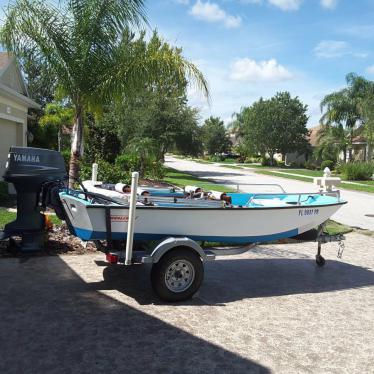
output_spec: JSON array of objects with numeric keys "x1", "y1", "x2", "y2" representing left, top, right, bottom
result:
[
  {"x1": 314, "y1": 124, "x2": 348, "y2": 163},
  {"x1": 1, "y1": 0, "x2": 208, "y2": 186},
  {"x1": 320, "y1": 73, "x2": 370, "y2": 162}
]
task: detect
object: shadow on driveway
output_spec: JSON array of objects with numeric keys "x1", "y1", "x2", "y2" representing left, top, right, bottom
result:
[
  {"x1": 98, "y1": 256, "x2": 374, "y2": 305},
  {"x1": 0, "y1": 256, "x2": 269, "y2": 374}
]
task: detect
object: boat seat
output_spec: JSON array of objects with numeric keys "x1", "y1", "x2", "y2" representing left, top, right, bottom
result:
[{"x1": 249, "y1": 198, "x2": 289, "y2": 207}]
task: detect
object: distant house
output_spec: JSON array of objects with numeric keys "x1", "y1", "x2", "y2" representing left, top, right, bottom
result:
[
  {"x1": 284, "y1": 125, "x2": 321, "y2": 166},
  {"x1": 0, "y1": 52, "x2": 40, "y2": 179},
  {"x1": 349, "y1": 135, "x2": 368, "y2": 161}
]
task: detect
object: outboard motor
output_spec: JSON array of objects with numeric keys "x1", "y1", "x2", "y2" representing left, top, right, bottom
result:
[{"x1": 0, "y1": 147, "x2": 67, "y2": 251}]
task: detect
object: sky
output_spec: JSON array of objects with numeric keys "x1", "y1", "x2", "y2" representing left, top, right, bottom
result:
[
  {"x1": 0, "y1": 0, "x2": 373, "y2": 127},
  {"x1": 145, "y1": 0, "x2": 374, "y2": 127}
]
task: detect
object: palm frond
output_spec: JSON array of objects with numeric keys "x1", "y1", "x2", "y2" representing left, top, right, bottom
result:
[
  {"x1": 91, "y1": 31, "x2": 209, "y2": 112},
  {"x1": 1, "y1": 0, "x2": 75, "y2": 97}
]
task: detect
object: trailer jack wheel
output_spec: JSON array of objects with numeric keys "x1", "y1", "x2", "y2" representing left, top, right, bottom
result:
[
  {"x1": 315, "y1": 254, "x2": 326, "y2": 267},
  {"x1": 151, "y1": 247, "x2": 204, "y2": 302}
]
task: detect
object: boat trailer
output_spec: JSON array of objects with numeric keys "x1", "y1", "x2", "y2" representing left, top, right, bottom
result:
[
  {"x1": 93, "y1": 171, "x2": 346, "y2": 301},
  {"x1": 0, "y1": 147, "x2": 346, "y2": 301}
]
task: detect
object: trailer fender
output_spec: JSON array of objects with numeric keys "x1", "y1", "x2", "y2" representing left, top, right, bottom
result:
[{"x1": 144, "y1": 237, "x2": 214, "y2": 264}]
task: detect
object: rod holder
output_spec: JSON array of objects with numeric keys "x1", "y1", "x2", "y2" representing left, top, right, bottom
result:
[
  {"x1": 92, "y1": 163, "x2": 98, "y2": 182},
  {"x1": 125, "y1": 172, "x2": 139, "y2": 265}
]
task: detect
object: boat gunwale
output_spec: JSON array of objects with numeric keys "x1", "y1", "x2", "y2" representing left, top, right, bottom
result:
[{"x1": 82, "y1": 200, "x2": 347, "y2": 211}]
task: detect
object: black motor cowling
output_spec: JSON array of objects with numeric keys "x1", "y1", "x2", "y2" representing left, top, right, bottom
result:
[{"x1": 1, "y1": 147, "x2": 67, "y2": 251}]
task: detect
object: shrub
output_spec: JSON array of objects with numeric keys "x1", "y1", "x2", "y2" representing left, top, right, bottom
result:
[
  {"x1": 334, "y1": 161, "x2": 343, "y2": 174},
  {"x1": 261, "y1": 157, "x2": 272, "y2": 166},
  {"x1": 61, "y1": 149, "x2": 70, "y2": 171},
  {"x1": 244, "y1": 156, "x2": 260, "y2": 163},
  {"x1": 210, "y1": 154, "x2": 225, "y2": 162},
  {"x1": 277, "y1": 160, "x2": 285, "y2": 168},
  {"x1": 80, "y1": 159, "x2": 130, "y2": 184},
  {"x1": 0, "y1": 181, "x2": 10, "y2": 205},
  {"x1": 115, "y1": 152, "x2": 165, "y2": 180},
  {"x1": 341, "y1": 162, "x2": 374, "y2": 181},
  {"x1": 115, "y1": 153, "x2": 140, "y2": 171},
  {"x1": 304, "y1": 161, "x2": 317, "y2": 170},
  {"x1": 320, "y1": 160, "x2": 335, "y2": 171}
]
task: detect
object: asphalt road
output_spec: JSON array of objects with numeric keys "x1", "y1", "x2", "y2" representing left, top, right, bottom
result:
[
  {"x1": 1, "y1": 233, "x2": 373, "y2": 373},
  {"x1": 165, "y1": 156, "x2": 374, "y2": 231}
]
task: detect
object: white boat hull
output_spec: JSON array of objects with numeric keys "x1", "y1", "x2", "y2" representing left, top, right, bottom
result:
[{"x1": 60, "y1": 193, "x2": 345, "y2": 243}]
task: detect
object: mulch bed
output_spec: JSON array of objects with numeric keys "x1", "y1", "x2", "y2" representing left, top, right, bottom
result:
[{"x1": 0, "y1": 224, "x2": 98, "y2": 258}]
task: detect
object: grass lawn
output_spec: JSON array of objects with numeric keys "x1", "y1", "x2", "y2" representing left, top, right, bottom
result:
[
  {"x1": 274, "y1": 169, "x2": 323, "y2": 177},
  {"x1": 255, "y1": 169, "x2": 374, "y2": 194},
  {"x1": 0, "y1": 208, "x2": 62, "y2": 229},
  {"x1": 324, "y1": 219, "x2": 352, "y2": 235},
  {"x1": 220, "y1": 164, "x2": 244, "y2": 170},
  {"x1": 163, "y1": 167, "x2": 234, "y2": 192},
  {"x1": 255, "y1": 169, "x2": 313, "y2": 183}
]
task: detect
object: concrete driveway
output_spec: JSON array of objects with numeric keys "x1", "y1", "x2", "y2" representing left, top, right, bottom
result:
[
  {"x1": 165, "y1": 156, "x2": 374, "y2": 231},
  {"x1": 1, "y1": 233, "x2": 373, "y2": 373}
]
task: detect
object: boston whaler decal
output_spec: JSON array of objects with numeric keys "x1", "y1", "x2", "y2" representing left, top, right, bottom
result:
[
  {"x1": 111, "y1": 215, "x2": 138, "y2": 222},
  {"x1": 299, "y1": 208, "x2": 319, "y2": 217},
  {"x1": 13, "y1": 154, "x2": 40, "y2": 163}
]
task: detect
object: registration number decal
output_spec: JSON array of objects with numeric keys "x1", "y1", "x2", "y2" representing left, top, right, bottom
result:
[{"x1": 298, "y1": 208, "x2": 319, "y2": 216}]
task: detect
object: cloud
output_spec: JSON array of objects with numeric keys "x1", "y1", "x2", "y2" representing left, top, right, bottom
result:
[
  {"x1": 190, "y1": 1, "x2": 242, "y2": 28},
  {"x1": 268, "y1": 0, "x2": 302, "y2": 11},
  {"x1": 320, "y1": 0, "x2": 338, "y2": 9},
  {"x1": 230, "y1": 58, "x2": 293, "y2": 82},
  {"x1": 366, "y1": 65, "x2": 374, "y2": 74},
  {"x1": 338, "y1": 24, "x2": 374, "y2": 39},
  {"x1": 314, "y1": 40, "x2": 367, "y2": 59},
  {"x1": 314, "y1": 40, "x2": 350, "y2": 58}
]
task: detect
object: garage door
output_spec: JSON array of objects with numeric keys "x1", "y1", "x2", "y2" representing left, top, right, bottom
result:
[{"x1": 0, "y1": 119, "x2": 22, "y2": 179}]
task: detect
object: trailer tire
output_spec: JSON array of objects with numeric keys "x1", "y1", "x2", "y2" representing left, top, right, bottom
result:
[{"x1": 151, "y1": 247, "x2": 204, "y2": 302}]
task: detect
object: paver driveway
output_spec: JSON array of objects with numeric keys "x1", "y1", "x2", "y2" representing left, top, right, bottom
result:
[{"x1": 0, "y1": 233, "x2": 373, "y2": 373}]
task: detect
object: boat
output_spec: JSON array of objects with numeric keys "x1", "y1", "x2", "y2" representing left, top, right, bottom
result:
[
  {"x1": 1, "y1": 146, "x2": 348, "y2": 301},
  {"x1": 60, "y1": 188, "x2": 346, "y2": 243}
]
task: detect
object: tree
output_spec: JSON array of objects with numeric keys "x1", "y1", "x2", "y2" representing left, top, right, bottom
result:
[
  {"x1": 238, "y1": 92, "x2": 309, "y2": 165},
  {"x1": 173, "y1": 107, "x2": 203, "y2": 157},
  {"x1": 96, "y1": 34, "x2": 203, "y2": 161},
  {"x1": 314, "y1": 124, "x2": 347, "y2": 163},
  {"x1": 321, "y1": 73, "x2": 371, "y2": 162},
  {"x1": 39, "y1": 103, "x2": 74, "y2": 151},
  {"x1": 201, "y1": 116, "x2": 231, "y2": 155},
  {"x1": 362, "y1": 94, "x2": 374, "y2": 160},
  {"x1": 1, "y1": 0, "x2": 208, "y2": 186}
]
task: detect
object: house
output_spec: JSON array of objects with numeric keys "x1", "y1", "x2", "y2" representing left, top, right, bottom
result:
[
  {"x1": 0, "y1": 52, "x2": 40, "y2": 179},
  {"x1": 284, "y1": 125, "x2": 321, "y2": 166},
  {"x1": 287, "y1": 124, "x2": 371, "y2": 164},
  {"x1": 349, "y1": 135, "x2": 369, "y2": 161}
]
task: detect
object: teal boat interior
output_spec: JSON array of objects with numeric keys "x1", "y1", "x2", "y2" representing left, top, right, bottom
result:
[{"x1": 61, "y1": 191, "x2": 343, "y2": 209}]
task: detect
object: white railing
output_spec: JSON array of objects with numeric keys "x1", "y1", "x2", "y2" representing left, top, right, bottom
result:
[{"x1": 248, "y1": 190, "x2": 341, "y2": 207}]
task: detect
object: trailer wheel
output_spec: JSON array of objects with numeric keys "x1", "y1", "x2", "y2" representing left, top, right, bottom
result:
[{"x1": 151, "y1": 247, "x2": 204, "y2": 302}]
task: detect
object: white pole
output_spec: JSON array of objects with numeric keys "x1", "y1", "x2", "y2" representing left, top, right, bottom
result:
[
  {"x1": 92, "y1": 163, "x2": 98, "y2": 182},
  {"x1": 125, "y1": 172, "x2": 139, "y2": 265}
]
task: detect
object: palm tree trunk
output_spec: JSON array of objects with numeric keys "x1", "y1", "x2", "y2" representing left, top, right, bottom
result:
[
  {"x1": 343, "y1": 145, "x2": 347, "y2": 163},
  {"x1": 58, "y1": 126, "x2": 62, "y2": 152},
  {"x1": 69, "y1": 106, "x2": 84, "y2": 188}
]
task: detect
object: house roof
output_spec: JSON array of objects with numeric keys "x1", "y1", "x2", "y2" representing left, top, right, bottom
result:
[
  {"x1": 0, "y1": 53, "x2": 11, "y2": 70},
  {"x1": 352, "y1": 135, "x2": 367, "y2": 144},
  {"x1": 0, "y1": 52, "x2": 40, "y2": 109},
  {"x1": 308, "y1": 125, "x2": 323, "y2": 147}
]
